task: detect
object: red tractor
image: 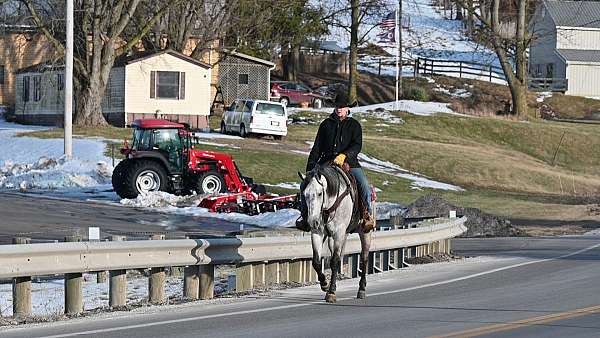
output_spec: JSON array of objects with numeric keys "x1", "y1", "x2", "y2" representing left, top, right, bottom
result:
[{"x1": 112, "y1": 119, "x2": 298, "y2": 214}]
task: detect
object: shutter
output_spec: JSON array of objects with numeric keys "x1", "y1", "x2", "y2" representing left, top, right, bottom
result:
[
  {"x1": 150, "y1": 71, "x2": 156, "y2": 98},
  {"x1": 179, "y1": 72, "x2": 185, "y2": 100}
]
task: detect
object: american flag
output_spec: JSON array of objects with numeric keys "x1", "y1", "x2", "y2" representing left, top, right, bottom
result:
[{"x1": 378, "y1": 10, "x2": 396, "y2": 43}]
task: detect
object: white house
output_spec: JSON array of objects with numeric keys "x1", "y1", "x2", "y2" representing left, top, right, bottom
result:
[
  {"x1": 14, "y1": 50, "x2": 212, "y2": 128},
  {"x1": 529, "y1": 0, "x2": 600, "y2": 97}
]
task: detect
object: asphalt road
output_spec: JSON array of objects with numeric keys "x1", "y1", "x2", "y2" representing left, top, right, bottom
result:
[
  {"x1": 0, "y1": 192, "x2": 258, "y2": 244},
  {"x1": 1, "y1": 236, "x2": 599, "y2": 338}
]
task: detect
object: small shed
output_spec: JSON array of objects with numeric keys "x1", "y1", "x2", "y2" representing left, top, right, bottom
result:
[
  {"x1": 217, "y1": 51, "x2": 275, "y2": 106},
  {"x1": 13, "y1": 50, "x2": 212, "y2": 128}
]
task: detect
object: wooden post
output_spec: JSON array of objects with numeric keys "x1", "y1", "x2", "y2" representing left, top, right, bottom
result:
[
  {"x1": 12, "y1": 237, "x2": 31, "y2": 318},
  {"x1": 253, "y1": 262, "x2": 266, "y2": 288},
  {"x1": 236, "y1": 263, "x2": 253, "y2": 292},
  {"x1": 64, "y1": 235, "x2": 83, "y2": 315},
  {"x1": 184, "y1": 266, "x2": 200, "y2": 300},
  {"x1": 199, "y1": 264, "x2": 214, "y2": 300},
  {"x1": 278, "y1": 261, "x2": 290, "y2": 283},
  {"x1": 148, "y1": 234, "x2": 166, "y2": 304},
  {"x1": 378, "y1": 57, "x2": 382, "y2": 76},
  {"x1": 109, "y1": 235, "x2": 127, "y2": 308},
  {"x1": 489, "y1": 65, "x2": 493, "y2": 82},
  {"x1": 459, "y1": 61, "x2": 462, "y2": 78},
  {"x1": 289, "y1": 260, "x2": 304, "y2": 283},
  {"x1": 265, "y1": 262, "x2": 280, "y2": 286}
]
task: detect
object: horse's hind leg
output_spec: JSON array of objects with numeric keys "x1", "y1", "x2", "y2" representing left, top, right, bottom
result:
[
  {"x1": 311, "y1": 233, "x2": 328, "y2": 292},
  {"x1": 357, "y1": 229, "x2": 371, "y2": 299}
]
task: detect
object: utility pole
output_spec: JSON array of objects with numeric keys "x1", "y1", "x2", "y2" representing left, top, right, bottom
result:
[
  {"x1": 64, "y1": 0, "x2": 73, "y2": 159},
  {"x1": 398, "y1": 0, "x2": 403, "y2": 100}
]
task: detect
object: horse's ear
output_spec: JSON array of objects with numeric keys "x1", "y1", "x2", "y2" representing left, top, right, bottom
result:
[{"x1": 298, "y1": 171, "x2": 306, "y2": 181}]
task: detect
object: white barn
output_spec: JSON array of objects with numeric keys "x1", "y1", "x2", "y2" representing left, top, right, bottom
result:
[
  {"x1": 14, "y1": 50, "x2": 212, "y2": 128},
  {"x1": 529, "y1": 0, "x2": 600, "y2": 97}
]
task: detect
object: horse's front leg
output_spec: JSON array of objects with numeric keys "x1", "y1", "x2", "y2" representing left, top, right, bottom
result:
[
  {"x1": 311, "y1": 232, "x2": 328, "y2": 292},
  {"x1": 325, "y1": 232, "x2": 346, "y2": 303},
  {"x1": 357, "y1": 228, "x2": 371, "y2": 299}
]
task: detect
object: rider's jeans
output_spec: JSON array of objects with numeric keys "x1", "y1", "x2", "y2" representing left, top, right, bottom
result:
[{"x1": 350, "y1": 167, "x2": 372, "y2": 214}]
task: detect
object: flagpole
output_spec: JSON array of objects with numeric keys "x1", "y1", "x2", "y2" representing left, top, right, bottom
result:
[{"x1": 394, "y1": 8, "x2": 399, "y2": 111}]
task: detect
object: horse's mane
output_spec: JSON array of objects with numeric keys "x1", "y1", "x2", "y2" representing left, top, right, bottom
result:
[{"x1": 306, "y1": 164, "x2": 341, "y2": 198}]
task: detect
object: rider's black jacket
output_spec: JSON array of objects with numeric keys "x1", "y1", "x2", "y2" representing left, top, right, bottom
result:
[{"x1": 307, "y1": 112, "x2": 362, "y2": 172}]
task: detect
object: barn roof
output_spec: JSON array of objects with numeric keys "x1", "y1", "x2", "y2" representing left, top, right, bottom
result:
[
  {"x1": 557, "y1": 49, "x2": 600, "y2": 63},
  {"x1": 545, "y1": 0, "x2": 600, "y2": 29}
]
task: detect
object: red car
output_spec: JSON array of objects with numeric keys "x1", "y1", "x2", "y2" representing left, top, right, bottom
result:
[{"x1": 270, "y1": 81, "x2": 330, "y2": 108}]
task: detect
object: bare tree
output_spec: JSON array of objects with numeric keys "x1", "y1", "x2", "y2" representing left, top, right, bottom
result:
[
  {"x1": 456, "y1": 0, "x2": 535, "y2": 116},
  {"x1": 324, "y1": 0, "x2": 389, "y2": 103},
  {"x1": 22, "y1": 0, "x2": 180, "y2": 126}
]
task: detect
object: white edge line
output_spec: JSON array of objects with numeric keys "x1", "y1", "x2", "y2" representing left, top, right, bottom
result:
[{"x1": 13, "y1": 241, "x2": 600, "y2": 338}]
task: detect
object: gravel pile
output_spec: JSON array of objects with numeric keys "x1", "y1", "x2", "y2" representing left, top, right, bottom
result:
[{"x1": 404, "y1": 193, "x2": 526, "y2": 237}]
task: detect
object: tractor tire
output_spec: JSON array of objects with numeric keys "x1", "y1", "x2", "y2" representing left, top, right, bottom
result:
[
  {"x1": 195, "y1": 170, "x2": 227, "y2": 195},
  {"x1": 111, "y1": 159, "x2": 131, "y2": 195},
  {"x1": 114, "y1": 159, "x2": 169, "y2": 199},
  {"x1": 239, "y1": 124, "x2": 248, "y2": 138}
]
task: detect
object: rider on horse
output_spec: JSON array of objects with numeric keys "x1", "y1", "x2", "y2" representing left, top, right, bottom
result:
[{"x1": 296, "y1": 89, "x2": 375, "y2": 232}]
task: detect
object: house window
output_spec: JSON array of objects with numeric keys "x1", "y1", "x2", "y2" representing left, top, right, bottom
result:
[
  {"x1": 546, "y1": 63, "x2": 554, "y2": 78},
  {"x1": 157, "y1": 71, "x2": 180, "y2": 99},
  {"x1": 22, "y1": 76, "x2": 30, "y2": 102},
  {"x1": 0, "y1": 65, "x2": 4, "y2": 85},
  {"x1": 33, "y1": 76, "x2": 41, "y2": 101},
  {"x1": 239, "y1": 73, "x2": 249, "y2": 85}
]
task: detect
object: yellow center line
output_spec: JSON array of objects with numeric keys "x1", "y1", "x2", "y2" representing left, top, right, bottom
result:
[{"x1": 430, "y1": 304, "x2": 600, "y2": 338}]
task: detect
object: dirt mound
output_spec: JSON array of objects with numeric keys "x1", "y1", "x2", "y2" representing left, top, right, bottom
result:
[{"x1": 404, "y1": 193, "x2": 526, "y2": 237}]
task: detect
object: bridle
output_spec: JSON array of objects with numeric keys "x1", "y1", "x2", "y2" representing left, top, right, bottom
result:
[{"x1": 312, "y1": 170, "x2": 351, "y2": 225}]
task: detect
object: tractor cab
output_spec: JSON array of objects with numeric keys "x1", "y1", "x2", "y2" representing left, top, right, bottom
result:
[{"x1": 124, "y1": 119, "x2": 188, "y2": 173}]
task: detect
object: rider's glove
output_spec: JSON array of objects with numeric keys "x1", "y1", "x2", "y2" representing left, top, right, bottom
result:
[{"x1": 333, "y1": 153, "x2": 346, "y2": 166}]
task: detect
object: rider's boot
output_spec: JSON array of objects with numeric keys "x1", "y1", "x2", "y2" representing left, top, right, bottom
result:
[
  {"x1": 295, "y1": 216, "x2": 311, "y2": 232},
  {"x1": 361, "y1": 210, "x2": 375, "y2": 233}
]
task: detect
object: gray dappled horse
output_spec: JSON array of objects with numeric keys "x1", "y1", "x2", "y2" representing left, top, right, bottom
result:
[{"x1": 300, "y1": 164, "x2": 371, "y2": 303}]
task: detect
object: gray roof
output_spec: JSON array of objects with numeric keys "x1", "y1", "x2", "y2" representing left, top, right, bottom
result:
[
  {"x1": 319, "y1": 41, "x2": 348, "y2": 53},
  {"x1": 545, "y1": 1, "x2": 600, "y2": 28},
  {"x1": 557, "y1": 49, "x2": 600, "y2": 62}
]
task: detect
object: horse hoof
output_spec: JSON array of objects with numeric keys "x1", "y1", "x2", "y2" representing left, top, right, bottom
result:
[
  {"x1": 357, "y1": 290, "x2": 366, "y2": 299},
  {"x1": 325, "y1": 293, "x2": 336, "y2": 303}
]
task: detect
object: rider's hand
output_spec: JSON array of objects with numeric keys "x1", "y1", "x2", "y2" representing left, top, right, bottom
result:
[{"x1": 333, "y1": 153, "x2": 346, "y2": 166}]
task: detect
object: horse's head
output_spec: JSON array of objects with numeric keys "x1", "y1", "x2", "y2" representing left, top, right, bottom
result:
[{"x1": 300, "y1": 165, "x2": 339, "y2": 229}]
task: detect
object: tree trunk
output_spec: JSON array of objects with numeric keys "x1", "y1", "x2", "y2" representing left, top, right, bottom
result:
[
  {"x1": 467, "y1": 0, "x2": 474, "y2": 35},
  {"x1": 348, "y1": 0, "x2": 359, "y2": 103},
  {"x1": 510, "y1": 82, "x2": 528, "y2": 116},
  {"x1": 285, "y1": 44, "x2": 300, "y2": 82},
  {"x1": 74, "y1": 82, "x2": 109, "y2": 126}
]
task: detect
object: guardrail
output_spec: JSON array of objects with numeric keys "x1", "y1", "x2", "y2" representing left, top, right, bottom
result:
[{"x1": 0, "y1": 217, "x2": 466, "y2": 318}]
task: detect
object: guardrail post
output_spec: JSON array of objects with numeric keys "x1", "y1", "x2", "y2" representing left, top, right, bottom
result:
[
  {"x1": 236, "y1": 263, "x2": 253, "y2": 292},
  {"x1": 367, "y1": 252, "x2": 375, "y2": 274},
  {"x1": 253, "y1": 262, "x2": 266, "y2": 288},
  {"x1": 382, "y1": 250, "x2": 390, "y2": 271},
  {"x1": 289, "y1": 259, "x2": 304, "y2": 283},
  {"x1": 64, "y1": 235, "x2": 83, "y2": 315},
  {"x1": 349, "y1": 254, "x2": 359, "y2": 278},
  {"x1": 184, "y1": 266, "x2": 200, "y2": 300},
  {"x1": 148, "y1": 234, "x2": 166, "y2": 304},
  {"x1": 12, "y1": 237, "x2": 32, "y2": 318},
  {"x1": 199, "y1": 264, "x2": 214, "y2": 300},
  {"x1": 304, "y1": 259, "x2": 316, "y2": 282},
  {"x1": 446, "y1": 238, "x2": 452, "y2": 254},
  {"x1": 265, "y1": 261, "x2": 280, "y2": 285},
  {"x1": 109, "y1": 235, "x2": 127, "y2": 308},
  {"x1": 279, "y1": 261, "x2": 290, "y2": 283}
]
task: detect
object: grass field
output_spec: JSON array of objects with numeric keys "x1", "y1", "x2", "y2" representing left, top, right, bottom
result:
[{"x1": 17, "y1": 75, "x2": 600, "y2": 232}]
